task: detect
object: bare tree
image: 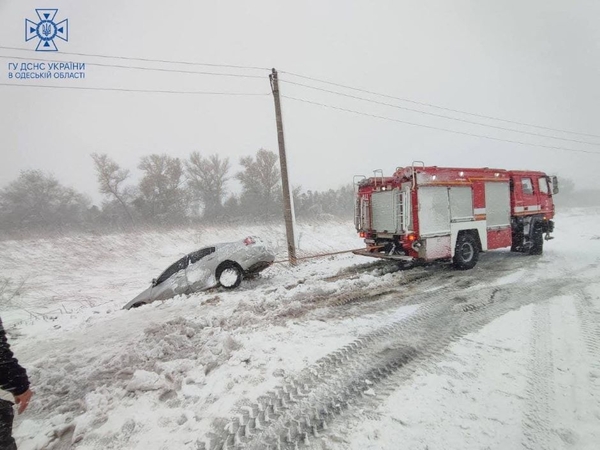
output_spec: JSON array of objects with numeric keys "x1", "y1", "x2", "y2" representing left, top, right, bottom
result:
[
  {"x1": 0, "y1": 170, "x2": 90, "y2": 231},
  {"x1": 136, "y1": 154, "x2": 187, "y2": 223},
  {"x1": 294, "y1": 184, "x2": 354, "y2": 220},
  {"x1": 186, "y1": 152, "x2": 230, "y2": 220},
  {"x1": 90, "y1": 153, "x2": 135, "y2": 225},
  {"x1": 237, "y1": 149, "x2": 281, "y2": 219},
  {"x1": 223, "y1": 194, "x2": 241, "y2": 220}
]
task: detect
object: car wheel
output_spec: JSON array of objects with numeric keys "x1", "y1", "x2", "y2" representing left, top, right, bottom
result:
[{"x1": 216, "y1": 262, "x2": 243, "y2": 289}]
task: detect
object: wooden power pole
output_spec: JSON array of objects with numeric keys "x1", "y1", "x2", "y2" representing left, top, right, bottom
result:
[{"x1": 270, "y1": 68, "x2": 297, "y2": 266}]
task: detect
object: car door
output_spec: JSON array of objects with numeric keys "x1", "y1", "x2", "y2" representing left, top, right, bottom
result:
[
  {"x1": 185, "y1": 247, "x2": 217, "y2": 292},
  {"x1": 151, "y1": 256, "x2": 190, "y2": 300}
]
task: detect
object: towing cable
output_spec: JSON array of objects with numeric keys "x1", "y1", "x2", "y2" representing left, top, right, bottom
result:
[{"x1": 272, "y1": 248, "x2": 365, "y2": 265}]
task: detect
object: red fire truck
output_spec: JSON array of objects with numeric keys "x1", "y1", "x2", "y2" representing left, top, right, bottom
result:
[{"x1": 354, "y1": 162, "x2": 558, "y2": 269}]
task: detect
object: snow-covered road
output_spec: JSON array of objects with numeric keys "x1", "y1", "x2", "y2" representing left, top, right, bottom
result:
[{"x1": 2, "y1": 210, "x2": 599, "y2": 449}]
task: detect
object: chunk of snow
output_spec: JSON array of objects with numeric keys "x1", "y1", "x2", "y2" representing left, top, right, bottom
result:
[{"x1": 126, "y1": 370, "x2": 165, "y2": 392}]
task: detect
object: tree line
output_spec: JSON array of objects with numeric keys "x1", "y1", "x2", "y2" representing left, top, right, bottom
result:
[{"x1": 0, "y1": 149, "x2": 354, "y2": 234}]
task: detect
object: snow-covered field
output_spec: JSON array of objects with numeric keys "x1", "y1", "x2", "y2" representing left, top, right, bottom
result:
[{"x1": 2, "y1": 210, "x2": 599, "y2": 450}]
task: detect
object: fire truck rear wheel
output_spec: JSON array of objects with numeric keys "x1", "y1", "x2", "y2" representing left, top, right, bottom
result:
[{"x1": 453, "y1": 233, "x2": 479, "y2": 270}]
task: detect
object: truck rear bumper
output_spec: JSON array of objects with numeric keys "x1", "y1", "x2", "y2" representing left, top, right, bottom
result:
[{"x1": 352, "y1": 249, "x2": 415, "y2": 262}]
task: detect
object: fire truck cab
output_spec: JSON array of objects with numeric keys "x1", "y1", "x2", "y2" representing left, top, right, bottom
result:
[{"x1": 354, "y1": 163, "x2": 557, "y2": 269}]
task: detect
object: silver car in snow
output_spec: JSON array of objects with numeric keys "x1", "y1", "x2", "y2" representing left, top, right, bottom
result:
[{"x1": 123, "y1": 236, "x2": 275, "y2": 309}]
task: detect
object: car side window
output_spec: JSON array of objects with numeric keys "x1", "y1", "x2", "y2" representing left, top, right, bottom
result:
[
  {"x1": 188, "y1": 247, "x2": 216, "y2": 264},
  {"x1": 155, "y1": 256, "x2": 189, "y2": 285},
  {"x1": 522, "y1": 177, "x2": 534, "y2": 195}
]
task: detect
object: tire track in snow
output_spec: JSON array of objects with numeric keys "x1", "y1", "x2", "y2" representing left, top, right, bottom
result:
[
  {"x1": 521, "y1": 301, "x2": 555, "y2": 450},
  {"x1": 574, "y1": 289, "x2": 600, "y2": 360},
  {"x1": 315, "y1": 252, "x2": 548, "y2": 323},
  {"x1": 205, "y1": 277, "x2": 571, "y2": 450},
  {"x1": 574, "y1": 288, "x2": 600, "y2": 421}
]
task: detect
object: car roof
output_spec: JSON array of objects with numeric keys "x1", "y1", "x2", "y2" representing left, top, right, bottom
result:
[{"x1": 187, "y1": 241, "x2": 238, "y2": 256}]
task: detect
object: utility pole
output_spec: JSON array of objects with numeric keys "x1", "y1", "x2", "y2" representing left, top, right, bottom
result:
[{"x1": 270, "y1": 68, "x2": 297, "y2": 266}]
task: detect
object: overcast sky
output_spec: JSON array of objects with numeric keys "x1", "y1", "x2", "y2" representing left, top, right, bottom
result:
[{"x1": 1, "y1": 0, "x2": 599, "y2": 204}]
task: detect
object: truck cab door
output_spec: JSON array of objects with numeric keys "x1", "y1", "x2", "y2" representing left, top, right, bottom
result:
[
  {"x1": 536, "y1": 176, "x2": 553, "y2": 215},
  {"x1": 514, "y1": 176, "x2": 538, "y2": 214}
]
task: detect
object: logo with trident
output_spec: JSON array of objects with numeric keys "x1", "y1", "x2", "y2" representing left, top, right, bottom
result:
[{"x1": 25, "y1": 9, "x2": 68, "y2": 51}]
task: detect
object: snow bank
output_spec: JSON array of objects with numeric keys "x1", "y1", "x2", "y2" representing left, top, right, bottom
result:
[{"x1": 4, "y1": 209, "x2": 600, "y2": 450}]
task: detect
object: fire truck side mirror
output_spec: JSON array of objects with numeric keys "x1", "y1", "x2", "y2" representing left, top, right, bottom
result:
[{"x1": 551, "y1": 176, "x2": 559, "y2": 195}]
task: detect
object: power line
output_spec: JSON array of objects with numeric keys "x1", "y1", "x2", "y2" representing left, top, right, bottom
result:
[
  {"x1": 0, "y1": 45, "x2": 269, "y2": 71},
  {"x1": 0, "y1": 55, "x2": 266, "y2": 79},
  {"x1": 282, "y1": 95, "x2": 600, "y2": 155},
  {"x1": 280, "y1": 79, "x2": 600, "y2": 147},
  {"x1": 4, "y1": 45, "x2": 596, "y2": 140},
  {"x1": 0, "y1": 83, "x2": 270, "y2": 96},
  {"x1": 280, "y1": 70, "x2": 600, "y2": 139}
]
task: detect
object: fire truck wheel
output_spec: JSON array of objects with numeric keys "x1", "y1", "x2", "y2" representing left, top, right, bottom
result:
[
  {"x1": 510, "y1": 231, "x2": 524, "y2": 252},
  {"x1": 453, "y1": 233, "x2": 479, "y2": 270},
  {"x1": 529, "y1": 226, "x2": 544, "y2": 255}
]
